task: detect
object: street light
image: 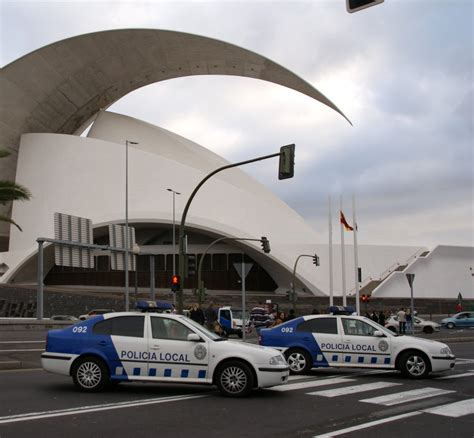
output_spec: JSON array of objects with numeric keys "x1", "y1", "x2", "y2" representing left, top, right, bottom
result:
[
  {"x1": 125, "y1": 140, "x2": 138, "y2": 312},
  {"x1": 167, "y1": 188, "x2": 181, "y2": 304}
]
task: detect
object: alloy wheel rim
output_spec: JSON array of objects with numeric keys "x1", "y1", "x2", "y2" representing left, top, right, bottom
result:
[
  {"x1": 289, "y1": 353, "x2": 306, "y2": 372},
  {"x1": 77, "y1": 362, "x2": 102, "y2": 388},
  {"x1": 406, "y1": 355, "x2": 426, "y2": 376},
  {"x1": 221, "y1": 366, "x2": 247, "y2": 393}
]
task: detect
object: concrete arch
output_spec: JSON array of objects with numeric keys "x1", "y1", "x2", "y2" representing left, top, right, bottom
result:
[{"x1": 0, "y1": 29, "x2": 350, "y2": 245}]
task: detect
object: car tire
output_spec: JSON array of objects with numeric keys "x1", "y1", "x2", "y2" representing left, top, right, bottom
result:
[
  {"x1": 284, "y1": 348, "x2": 313, "y2": 375},
  {"x1": 215, "y1": 360, "x2": 254, "y2": 397},
  {"x1": 446, "y1": 322, "x2": 455, "y2": 329},
  {"x1": 423, "y1": 326, "x2": 434, "y2": 334},
  {"x1": 399, "y1": 350, "x2": 430, "y2": 379},
  {"x1": 237, "y1": 331, "x2": 243, "y2": 339},
  {"x1": 72, "y1": 356, "x2": 109, "y2": 392}
]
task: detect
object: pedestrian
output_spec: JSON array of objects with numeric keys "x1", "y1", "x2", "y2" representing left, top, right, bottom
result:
[
  {"x1": 406, "y1": 308, "x2": 413, "y2": 334},
  {"x1": 378, "y1": 310, "x2": 386, "y2": 327},
  {"x1": 204, "y1": 301, "x2": 217, "y2": 332},
  {"x1": 397, "y1": 307, "x2": 406, "y2": 334},
  {"x1": 189, "y1": 303, "x2": 205, "y2": 325},
  {"x1": 371, "y1": 311, "x2": 379, "y2": 324}
]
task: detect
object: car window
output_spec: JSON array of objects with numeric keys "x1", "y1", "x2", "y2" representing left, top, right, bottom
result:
[
  {"x1": 93, "y1": 316, "x2": 144, "y2": 338},
  {"x1": 342, "y1": 318, "x2": 377, "y2": 336},
  {"x1": 220, "y1": 310, "x2": 231, "y2": 320},
  {"x1": 296, "y1": 318, "x2": 338, "y2": 334},
  {"x1": 151, "y1": 317, "x2": 192, "y2": 341}
]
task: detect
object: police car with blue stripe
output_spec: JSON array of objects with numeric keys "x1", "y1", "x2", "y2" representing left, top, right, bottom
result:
[
  {"x1": 258, "y1": 309, "x2": 455, "y2": 379},
  {"x1": 41, "y1": 301, "x2": 289, "y2": 397}
]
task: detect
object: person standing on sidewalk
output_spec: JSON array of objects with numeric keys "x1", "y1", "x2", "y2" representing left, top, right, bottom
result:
[{"x1": 397, "y1": 307, "x2": 407, "y2": 334}]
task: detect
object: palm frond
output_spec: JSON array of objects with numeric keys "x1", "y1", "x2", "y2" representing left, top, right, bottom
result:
[
  {"x1": 0, "y1": 214, "x2": 23, "y2": 232},
  {"x1": 0, "y1": 181, "x2": 32, "y2": 204}
]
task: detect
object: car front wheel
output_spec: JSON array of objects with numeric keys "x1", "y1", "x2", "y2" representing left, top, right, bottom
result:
[
  {"x1": 423, "y1": 326, "x2": 434, "y2": 334},
  {"x1": 399, "y1": 351, "x2": 430, "y2": 379},
  {"x1": 215, "y1": 361, "x2": 254, "y2": 397},
  {"x1": 446, "y1": 322, "x2": 455, "y2": 329},
  {"x1": 72, "y1": 356, "x2": 109, "y2": 392},
  {"x1": 284, "y1": 348, "x2": 312, "y2": 375}
]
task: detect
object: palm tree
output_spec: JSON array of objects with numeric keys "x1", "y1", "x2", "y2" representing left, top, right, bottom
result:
[{"x1": 0, "y1": 149, "x2": 31, "y2": 232}]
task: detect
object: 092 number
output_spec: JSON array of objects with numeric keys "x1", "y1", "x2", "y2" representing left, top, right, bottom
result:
[
  {"x1": 72, "y1": 326, "x2": 87, "y2": 334},
  {"x1": 281, "y1": 327, "x2": 293, "y2": 333}
]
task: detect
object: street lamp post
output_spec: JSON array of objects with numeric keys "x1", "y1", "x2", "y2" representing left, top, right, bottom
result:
[
  {"x1": 167, "y1": 188, "x2": 181, "y2": 305},
  {"x1": 125, "y1": 140, "x2": 138, "y2": 312}
]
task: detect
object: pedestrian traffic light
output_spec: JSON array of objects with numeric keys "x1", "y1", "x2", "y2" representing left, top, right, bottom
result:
[
  {"x1": 171, "y1": 275, "x2": 180, "y2": 292},
  {"x1": 312, "y1": 254, "x2": 320, "y2": 266},
  {"x1": 278, "y1": 144, "x2": 295, "y2": 180},
  {"x1": 361, "y1": 294, "x2": 367, "y2": 302},
  {"x1": 261, "y1": 236, "x2": 271, "y2": 253},
  {"x1": 346, "y1": 0, "x2": 384, "y2": 14},
  {"x1": 186, "y1": 254, "x2": 196, "y2": 277}
]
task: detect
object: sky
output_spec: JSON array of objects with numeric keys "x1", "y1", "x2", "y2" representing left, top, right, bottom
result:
[{"x1": 1, "y1": 0, "x2": 473, "y2": 249}]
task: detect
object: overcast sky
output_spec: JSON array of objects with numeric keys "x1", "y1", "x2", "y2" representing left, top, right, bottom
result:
[{"x1": 1, "y1": 0, "x2": 473, "y2": 249}]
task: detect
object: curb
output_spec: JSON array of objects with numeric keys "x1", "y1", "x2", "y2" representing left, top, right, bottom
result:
[{"x1": 0, "y1": 360, "x2": 22, "y2": 370}]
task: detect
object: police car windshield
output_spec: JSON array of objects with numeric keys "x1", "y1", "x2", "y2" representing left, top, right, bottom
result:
[{"x1": 180, "y1": 316, "x2": 223, "y2": 341}]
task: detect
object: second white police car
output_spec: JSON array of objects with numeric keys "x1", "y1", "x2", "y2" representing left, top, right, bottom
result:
[
  {"x1": 258, "y1": 312, "x2": 455, "y2": 379},
  {"x1": 41, "y1": 302, "x2": 289, "y2": 397}
]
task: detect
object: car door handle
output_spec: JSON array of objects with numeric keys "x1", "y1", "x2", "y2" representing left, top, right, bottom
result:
[
  {"x1": 342, "y1": 339, "x2": 351, "y2": 343},
  {"x1": 150, "y1": 345, "x2": 161, "y2": 350},
  {"x1": 97, "y1": 341, "x2": 109, "y2": 346}
]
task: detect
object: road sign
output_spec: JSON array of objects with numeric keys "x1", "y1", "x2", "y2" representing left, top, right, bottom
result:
[
  {"x1": 406, "y1": 273, "x2": 415, "y2": 287},
  {"x1": 233, "y1": 263, "x2": 253, "y2": 279},
  {"x1": 54, "y1": 212, "x2": 94, "y2": 268}
]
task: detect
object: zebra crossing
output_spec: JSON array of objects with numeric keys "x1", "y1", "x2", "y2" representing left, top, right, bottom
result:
[{"x1": 269, "y1": 369, "x2": 474, "y2": 419}]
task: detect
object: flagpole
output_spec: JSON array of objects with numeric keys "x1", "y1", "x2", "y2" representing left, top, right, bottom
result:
[
  {"x1": 340, "y1": 195, "x2": 347, "y2": 307},
  {"x1": 353, "y1": 194, "x2": 360, "y2": 316},
  {"x1": 328, "y1": 195, "x2": 334, "y2": 307}
]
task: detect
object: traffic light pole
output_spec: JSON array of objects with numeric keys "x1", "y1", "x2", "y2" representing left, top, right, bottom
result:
[
  {"x1": 196, "y1": 237, "x2": 267, "y2": 305},
  {"x1": 177, "y1": 152, "x2": 281, "y2": 314},
  {"x1": 291, "y1": 254, "x2": 318, "y2": 313}
]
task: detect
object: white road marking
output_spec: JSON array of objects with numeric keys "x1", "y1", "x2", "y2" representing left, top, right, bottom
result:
[
  {"x1": 436, "y1": 371, "x2": 474, "y2": 380},
  {"x1": 313, "y1": 411, "x2": 422, "y2": 438},
  {"x1": 422, "y1": 399, "x2": 474, "y2": 417},
  {"x1": 269, "y1": 377, "x2": 355, "y2": 392},
  {"x1": 0, "y1": 394, "x2": 209, "y2": 424},
  {"x1": 456, "y1": 358, "x2": 474, "y2": 363},
  {"x1": 0, "y1": 349, "x2": 44, "y2": 353},
  {"x1": 287, "y1": 375, "x2": 318, "y2": 381},
  {"x1": 307, "y1": 381, "x2": 401, "y2": 397},
  {"x1": 0, "y1": 341, "x2": 44, "y2": 344},
  {"x1": 361, "y1": 387, "x2": 455, "y2": 406}
]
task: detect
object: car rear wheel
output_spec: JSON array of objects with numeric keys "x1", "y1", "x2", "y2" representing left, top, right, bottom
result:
[
  {"x1": 423, "y1": 326, "x2": 434, "y2": 334},
  {"x1": 284, "y1": 348, "x2": 312, "y2": 375},
  {"x1": 72, "y1": 357, "x2": 109, "y2": 392},
  {"x1": 446, "y1": 322, "x2": 455, "y2": 329},
  {"x1": 399, "y1": 351, "x2": 430, "y2": 379},
  {"x1": 215, "y1": 361, "x2": 254, "y2": 397}
]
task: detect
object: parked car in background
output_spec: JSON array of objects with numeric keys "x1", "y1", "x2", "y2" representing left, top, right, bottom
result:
[
  {"x1": 79, "y1": 309, "x2": 115, "y2": 321},
  {"x1": 385, "y1": 314, "x2": 440, "y2": 334},
  {"x1": 440, "y1": 312, "x2": 474, "y2": 329},
  {"x1": 50, "y1": 315, "x2": 79, "y2": 322}
]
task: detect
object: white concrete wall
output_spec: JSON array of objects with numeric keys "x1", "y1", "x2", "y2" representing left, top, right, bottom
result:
[{"x1": 373, "y1": 245, "x2": 474, "y2": 299}]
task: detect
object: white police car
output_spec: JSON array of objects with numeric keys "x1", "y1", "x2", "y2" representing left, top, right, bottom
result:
[
  {"x1": 258, "y1": 313, "x2": 455, "y2": 379},
  {"x1": 41, "y1": 302, "x2": 289, "y2": 397}
]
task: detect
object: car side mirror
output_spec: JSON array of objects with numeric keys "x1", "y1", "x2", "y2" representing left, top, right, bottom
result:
[
  {"x1": 187, "y1": 333, "x2": 201, "y2": 342},
  {"x1": 374, "y1": 330, "x2": 385, "y2": 337}
]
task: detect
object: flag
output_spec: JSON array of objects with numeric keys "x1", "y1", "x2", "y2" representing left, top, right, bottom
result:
[{"x1": 340, "y1": 211, "x2": 353, "y2": 231}]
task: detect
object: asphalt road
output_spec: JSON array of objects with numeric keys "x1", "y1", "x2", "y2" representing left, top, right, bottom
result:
[{"x1": 0, "y1": 342, "x2": 472, "y2": 438}]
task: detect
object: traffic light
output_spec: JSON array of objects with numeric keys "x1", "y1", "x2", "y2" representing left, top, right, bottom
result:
[
  {"x1": 261, "y1": 236, "x2": 271, "y2": 253},
  {"x1": 286, "y1": 290, "x2": 292, "y2": 301},
  {"x1": 186, "y1": 254, "x2": 196, "y2": 277},
  {"x1": 171, "y1": 275, "x2": 180, "y2": 292},
  {"x1": 346, "y1": 0, "x2": 384, "y2": 13},
  {"x1": 312, "y1": 254, "x2": 320, "y2": 266},
  {"x1": 361, "y1": 294, "x2": 367, "y2": 302},
  {"x1": 278, "y1": 144, "x2": 295, "y2": 180},
  {"x1": 358, "y1": 267, "x2": 362, "y2": 283}
]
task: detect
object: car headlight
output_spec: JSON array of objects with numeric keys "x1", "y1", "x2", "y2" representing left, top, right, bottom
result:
[
  {"x1": 269, "y1": 355, "x2": 286, "y2": 365},
  {"x1": 440, "y1": 347, "x2": 452, "y2": 355}
]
